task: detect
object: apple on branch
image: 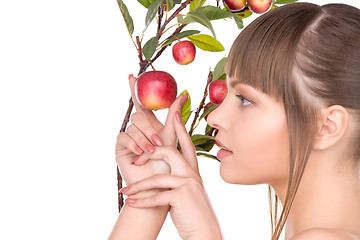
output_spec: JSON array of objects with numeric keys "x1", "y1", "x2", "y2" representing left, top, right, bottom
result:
[
  {"x1": 208, "y1": 80, "x2": 228, "y2": 105},
  {"x1": 247, "y1": 0, "x2": 272, "y2": 14},
  {"x1": 172, "y1": 40, "x2": 196, "y2": 65},
  {"x1": 136, "y1": 71, "x2": 177, "y2": 110},
  {"x1": 223, "y1": 0, "x2": 247, "y2": 12}
]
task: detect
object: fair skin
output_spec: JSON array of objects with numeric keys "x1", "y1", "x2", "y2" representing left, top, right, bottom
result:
[{"x1": 110, "y1": 75, "x2": 360, "y2": 240}]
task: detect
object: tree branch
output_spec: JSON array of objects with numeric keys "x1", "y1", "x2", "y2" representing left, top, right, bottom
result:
[{"x1": 189, "y1": 71, "x2": 213, "y2": 136}]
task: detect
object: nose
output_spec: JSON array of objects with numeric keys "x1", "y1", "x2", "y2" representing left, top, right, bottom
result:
[{"x1": 207, "y1": 100, "x2": 228, "y2": 131}]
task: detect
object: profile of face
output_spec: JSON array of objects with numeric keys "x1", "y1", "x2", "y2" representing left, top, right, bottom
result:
[{"x1": 207, "y1": 77, "x2": 290, "y2": 186}]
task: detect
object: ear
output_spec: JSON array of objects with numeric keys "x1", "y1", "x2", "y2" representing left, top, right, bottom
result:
[{"x1": 313, "y1": 105, "x2": 349, "y2": 150}]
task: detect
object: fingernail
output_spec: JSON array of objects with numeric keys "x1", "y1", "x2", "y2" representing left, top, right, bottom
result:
[
  {"x1": 181, "y1": 93, "x2": 188, "y2": 105},
  {"x1": 151, "y1": 134, "x2": 163, "y2": 147},
  {"x1": 125, "y1": 198, "x2": 137, "y2": 204},
  {"x1": 131, "y1": 156, "x2": 140, "y2": 164},
  {"x1": 135, "y1": 146, "x2": 143, "y2": 154},
  {"x1": 119, "y1": 186, "x2": 129, "y2": 194},
  {"x1": 144, "y1": 143, "x2": 155, "y2": 153},
  {"x1": 175, "y1": 111, "x2": 183, "y2": 124}
]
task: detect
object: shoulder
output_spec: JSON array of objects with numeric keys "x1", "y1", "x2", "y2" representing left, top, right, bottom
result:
[{"x1": 290, "y1": 228, "x2": 360, "y2": 240}]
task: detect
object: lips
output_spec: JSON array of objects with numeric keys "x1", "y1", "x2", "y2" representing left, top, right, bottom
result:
[
  {"x1": 214, "y1": 138, "x2": 231, "y2": 152},
  {"x1": 214, "y1": 138, "x2": 233, "y2": 160}
]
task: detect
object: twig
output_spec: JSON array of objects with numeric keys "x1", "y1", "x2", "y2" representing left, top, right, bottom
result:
[
  {"x1": 156, "y1": 0, "x2": 194, "y2": 39},
  {"x1": 117, "y1": 0, "x2": 195, "y2": 213},
  {"x1": 188, "y1": 71, "x2": 213, "y2": 136}
]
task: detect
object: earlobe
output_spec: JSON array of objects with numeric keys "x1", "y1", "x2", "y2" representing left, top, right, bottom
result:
[{"x1": 313, "y1": 105, "x2": 349, "y2": 150}]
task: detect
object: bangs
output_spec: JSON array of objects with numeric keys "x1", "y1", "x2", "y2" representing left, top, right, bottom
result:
[{"x1": 225, "y1": 3, "x2": 322, "y2": 101}]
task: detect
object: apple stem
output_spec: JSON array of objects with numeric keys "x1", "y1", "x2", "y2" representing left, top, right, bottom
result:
[{"x1": 188, "y1": 71, "x2": 213, "y2": 136}]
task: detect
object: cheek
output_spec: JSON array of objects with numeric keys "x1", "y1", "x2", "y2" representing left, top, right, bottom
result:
[{"x1": 220, "y1": 112, "x2": 290, "y2": 185}]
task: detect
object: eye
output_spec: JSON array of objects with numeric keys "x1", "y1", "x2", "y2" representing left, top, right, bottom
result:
[{"x1": 236, "y1": 94, "x2": 255, "y2": 106}]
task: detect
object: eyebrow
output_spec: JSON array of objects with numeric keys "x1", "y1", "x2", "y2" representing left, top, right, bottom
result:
[{"x1": 230, "y1": 79, "x2": 241, "y2": 88}]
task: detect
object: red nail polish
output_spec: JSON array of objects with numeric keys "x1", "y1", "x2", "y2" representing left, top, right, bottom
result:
[
  {"x1": 135, "y1": 146, "x2": 143, "y2": 154},
  {"x1": 151, "y1": 134, "x2": 163, "y2": 147},
  {"x1": 131, "y1": 156, "x2": 140, "y2": 164},
  {"x1": 144, "y1": 143, "x2": 155, "y2": 153},
  {"x1": 120, "y1": 187, "x2": 129, "y2": 194},
  {"x1": 125, "y1": 198, "x2": 136, "y2": 204},
  {"x1": 176, "y1": 111, "x2": 183, "y2": 124}
]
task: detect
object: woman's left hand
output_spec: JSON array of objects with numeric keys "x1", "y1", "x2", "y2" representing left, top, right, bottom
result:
[{"x1": 120, "y1": 111, "x2": 222, "y2": 240}]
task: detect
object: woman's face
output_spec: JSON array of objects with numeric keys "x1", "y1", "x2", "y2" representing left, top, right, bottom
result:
[{"x1": 207, "y1": 76, "x2": 290, "y2": 186}]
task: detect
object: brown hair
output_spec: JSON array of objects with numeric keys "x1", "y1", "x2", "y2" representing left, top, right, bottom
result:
[{"x1": 225, "y1": 2, "x2": 360, "y2": 239}]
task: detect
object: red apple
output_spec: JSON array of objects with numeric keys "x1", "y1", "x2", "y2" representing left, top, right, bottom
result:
[
  {"x1": 247, "y1": 0, "x2": 272, "y2": 14},
  {"x1": 208, "y1": 80, "x2": 228, "y2": 105},
  {"x1": 223, "y1": 0, "x2": 247, "y2": 12},
  {"x1": 172, "y1": 40, "x2": 196, "y2": 65},
  {"x1": 136, "y1": 71, "x2": 177, "y2": 110}
]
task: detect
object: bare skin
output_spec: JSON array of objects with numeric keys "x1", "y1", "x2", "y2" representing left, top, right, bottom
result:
[{"x1": 110, "y1": 75, "x2": 360, "y2": 239}]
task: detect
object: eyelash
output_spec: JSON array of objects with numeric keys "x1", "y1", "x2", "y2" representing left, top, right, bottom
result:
[{"x1": 236, "y1": 94, "x2": 255, "y2": 106}]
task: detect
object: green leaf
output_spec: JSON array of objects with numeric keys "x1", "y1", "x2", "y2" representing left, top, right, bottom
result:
[
  {"x1": 275, "y1": 0, "x2": 298, "y2": 4},
  {"x1": 195, "y1": 6, "x2": 233, "y2": 20},
  {"x1": 233, "y1": 14, "x2": 244, "y2": 29},
  {"x1": 195, "y1": 140, "x2": 214, "y2": 152},
  {"x1": 180, "y1": 90, "x2": 192, "y2": 124},
  {"x1": 179, "y1": 11, "x2": 216, "y2": 40},
  {"x1": 196, "y1": 152, "x2": 220, "y2": 162},
  {"x1": 167, "y1": 0, "x2": 174, "y2": 11},
  {"x1": 191, "y1": 134, "x2": 215, "y2": 146},
  {"x1": 143, "y1": 37, "x2": 158, "y2": 60},
  {"x1": 199, "y1": 104, "x2": 217, "y2": 121},
  {"x1": 213, "y1": 57, "x2": 227, "y2": 81},
  {"x1": 144, "y1": 0, "x2": 164, "y2": 33},
  {"x1": 187, "y1": 34, "x2": 224, "y2": 52},
  {"x1": 205, "y1": 124, "x2": 214, "y2": 135},
  {"x1": 137, "y1": 0, "x2": 156, "y2": 8},
  {"x1": 189, "y1": 0, "x2": 206, "y2": 12},
  {"x1": 117, "y1": 0, "x2": 134, "y2": 35},
  {"x1": 161, "y1": 30, "x2": 200, "y2": 47},
  {"x1": 235, "y1": 9, "x2": 253, "y2": 19}
]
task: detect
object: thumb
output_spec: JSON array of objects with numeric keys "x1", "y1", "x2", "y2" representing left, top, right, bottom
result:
[
  {"x1": 162, "y1": 93, "x2": 188, "y2": 145},
  {"x1": 164, "y1": 93, "x2": 188, "y2": 129}
]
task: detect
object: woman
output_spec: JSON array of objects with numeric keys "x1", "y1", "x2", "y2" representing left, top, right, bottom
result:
[{"x1": 109, "y1": 2, "x2": 360, "y2": 239}]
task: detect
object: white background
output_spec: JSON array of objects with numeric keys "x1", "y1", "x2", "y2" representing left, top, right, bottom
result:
[{"x1": 0, "y1": 0, "x2": 359, "y2": 239}]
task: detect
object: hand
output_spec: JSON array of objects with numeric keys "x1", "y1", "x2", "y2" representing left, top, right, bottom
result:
[
  {"x1": 120, "y1": 111, "x2": 222, "y2": 240},
  {"x1": 115, "y1": 74, "x2": 188, "y2": 185}
]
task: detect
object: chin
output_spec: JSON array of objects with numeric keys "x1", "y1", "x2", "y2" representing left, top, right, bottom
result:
[{"x1": 219, "y1": 163, "x2": 266, "y2": 185}]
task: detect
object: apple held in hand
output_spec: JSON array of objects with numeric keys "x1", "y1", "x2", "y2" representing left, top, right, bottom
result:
[
  {"x1": 247, "y1": 0, "x2": 272, "y2": 14},
  {"x1": 208, "y1": 80, "x2": 228, "y2": 105},
  {"x1": 136, "y1": 71, "x2": 177, "y2": 110},
  {"x1": 172, "y1": 40, "x2": 196, "y2": 65},
  {"x1": 223, "y1": 0, "x2": 247, "y2": 12}
]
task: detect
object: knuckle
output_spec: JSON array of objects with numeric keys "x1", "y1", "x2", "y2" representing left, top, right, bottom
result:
[
  {"x1": 126, "y1": 124, "x2": 135, "y2": 133},
  {"x1": 185, "y1": 178, "x2": 202, "y2": 192},
  {"x1": 164, "y1": 146, "x2": 178, "y2": 154},
  {"x1": 130, "y1": 112, "x2": 141, "y2": 123},
  {"x1": 117, "y1": 132, "x2": 127, "y2": 140}
]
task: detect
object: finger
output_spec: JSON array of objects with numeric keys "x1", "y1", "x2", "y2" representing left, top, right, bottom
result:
[
  {"x1": 128, "y1": 74, "x2": 144, "y2": 112},
  {"x1": 125, "y1": 190, "x2": 174, "y2": 208},
  {"x1": 126, "y1": 124, "x2": 155, "y2": 154},
  {"x1": 115, "y1": 132, "x2": 143, "y2": 155},
  {"x1": 130, "y1": 112, "x2": 163, "y2": 147},
  {"x1": 122, "y1": 174, "x2": 187, "y2": 196},
  {"x1": 129, "y1": 74, "x2": 163, "y2": 130},
  {"x1": 164, "y1": 93, "x2": 188, "y2": 128},
  {"x1": 174, "y1": 111, "x2": 199, "y2": 172},
  {"x1": 133, "y1": 146, "x2": 195, "y2": 178}
]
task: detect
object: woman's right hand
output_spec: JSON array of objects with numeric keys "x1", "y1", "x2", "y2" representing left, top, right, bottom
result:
[
  {"x1": 115, "y1": 74, "x2": 188, "y2": 186},
  {"x1": 120, "y1": 111, "x2": 222, "y2": 240}
]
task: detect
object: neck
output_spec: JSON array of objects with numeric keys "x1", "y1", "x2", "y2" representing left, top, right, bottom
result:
[{"x1": 271, "y1": 150, "x2": 360, "y2": 239}]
